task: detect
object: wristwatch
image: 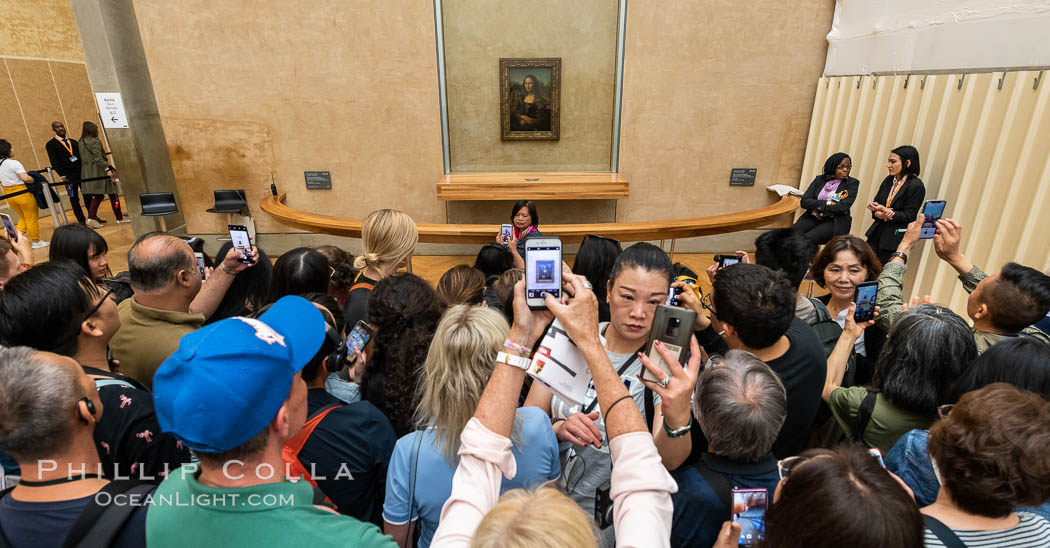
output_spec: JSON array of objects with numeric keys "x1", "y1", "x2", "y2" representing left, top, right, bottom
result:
[
  {"x1": 663, "y1": 420, "x2": 691, "y2": 438},
  {"x1": 495, "y1": 351, "x2": 531, "y2": 371},
  {"x1": 891, "y1": 251, "x2": 908, "y2": 264}
]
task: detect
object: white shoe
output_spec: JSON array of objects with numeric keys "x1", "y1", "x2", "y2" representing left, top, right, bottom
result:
[
  {"x1": 31, "y1": 240, "x2": 49, "y2": 249},
  {"x1": 116, "y1": 218, "x2": 131, "y2": 224},
  {"x1": 86, "y1": 219, "x2": 103, "y2": 228}
]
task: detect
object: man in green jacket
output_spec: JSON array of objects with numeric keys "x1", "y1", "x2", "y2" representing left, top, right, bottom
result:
[{"x1": 875, "y1": 215, "x2": 1050, "y2": 353}]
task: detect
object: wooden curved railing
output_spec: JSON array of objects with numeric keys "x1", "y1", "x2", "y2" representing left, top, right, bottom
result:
[{"x1": 260, "y1": 193, "x2": 800, "y2": 244}]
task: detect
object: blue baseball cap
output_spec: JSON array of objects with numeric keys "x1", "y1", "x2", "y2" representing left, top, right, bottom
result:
[{"x1": 152, "y1": 295, "x2": 325, "y2": 453}]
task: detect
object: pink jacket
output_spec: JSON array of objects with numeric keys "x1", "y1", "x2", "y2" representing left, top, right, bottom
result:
[{"x1": 430, "y1": 418, "x2": 677, "y2": 547}]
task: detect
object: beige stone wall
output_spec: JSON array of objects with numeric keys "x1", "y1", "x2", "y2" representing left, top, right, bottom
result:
[
  {"x1": 132, "y1": 0, "x2": 446, "y2": 234},
  {"x1": 617, "y1": 2, "x2": 835, "y2": 226},
  {"x1": 442, "y1": 0, "x2": 618, "y2": 172},
  {"x1": 0, "y1": 0, "x2": 85, "y2": 61}
]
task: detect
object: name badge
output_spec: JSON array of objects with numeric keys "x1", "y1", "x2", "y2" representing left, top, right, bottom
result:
[{"x1": 69, "y1": 155, "x2": 78, "y2": 162}]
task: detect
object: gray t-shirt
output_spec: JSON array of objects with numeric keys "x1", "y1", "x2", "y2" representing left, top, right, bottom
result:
[{"x1": 550, "y1": 323, "x2": 659, "y2": 516}]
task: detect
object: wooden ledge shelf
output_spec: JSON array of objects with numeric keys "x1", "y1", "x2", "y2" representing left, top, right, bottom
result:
[{"x1": 435, "y1": 172, "x2": 629, "y2": 201}]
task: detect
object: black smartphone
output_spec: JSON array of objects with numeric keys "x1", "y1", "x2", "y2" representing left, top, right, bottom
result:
[
  {"x1": 0, "y1": 213, "x2": 17, "y2": 242},
  {"x1": 194, "y1": 252, "x2": 207, "y2": 280},
  {"x1": 732, "y1": 488, "x2": 767, "y2": 547},
  {"x1": 666, "y1": 275, "x2": 698, "y2": 307},
  {"x1": 919, "y1": 200, "x2": 946, "y2": 239},
  {"x1": 715, "y1": 254, "x2": 742, "y2": 269},
  {"x1": 853, "y1": 281, "x2": 879, "y2": 323},
  {"x1": 641, "y1": 305, "x2": 697, "y2": 383},
  {"x1": 525, "y1": 238, "x2": 562, "y2": 309},
  {"x1": 500, "y1": 224, "x2": 513, "y2": 245},
  {"x1": 227, "y1": 224, "x2": 254, "y2": 264},
  {"x1": 345, "y1": 320, "x2": 377, "y2": 364}
]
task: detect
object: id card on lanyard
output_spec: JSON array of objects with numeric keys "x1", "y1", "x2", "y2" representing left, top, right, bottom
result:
[{"x1": 57, "y1": 138, "x2": 78, "y2": 163}]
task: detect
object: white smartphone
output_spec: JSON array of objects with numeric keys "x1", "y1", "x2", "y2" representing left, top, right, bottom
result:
[
  {"x1": 525, "y1": 237, "x2": 562, "y2": 310},
  {"x1": 194, "y1": 252, "x2": 207, "y2": 280},
  {"x1": 227, "y1": 224, "x2": 254, "y2": 264},
  {"x1": 500, "y1": 224, "x2": 513, "y2": 244}
]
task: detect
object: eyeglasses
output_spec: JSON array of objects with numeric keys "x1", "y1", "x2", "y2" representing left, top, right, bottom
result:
[
  {"x1": 777, "y1": 455, "x2": 805, "y2": 481},
  {"x1": 84, "y1": 286, "x2": 115, "y2": 319},
  {"x1": 582, "y1": 234, "x2": 621, "y2": 250},
  {"x1": 937, "y1": 404, "x2": 954, "y2": 418},
  {"x1": 700, "y1": 293, "x2": 715, "y2": 313}
]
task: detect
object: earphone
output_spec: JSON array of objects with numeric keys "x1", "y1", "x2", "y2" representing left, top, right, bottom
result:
[
  {"x1": 324, "y1": 323, "x2": 349, "y2": 373},
  {"x1": 78, "y1": 397, "x2": 97, "y2": 423}
]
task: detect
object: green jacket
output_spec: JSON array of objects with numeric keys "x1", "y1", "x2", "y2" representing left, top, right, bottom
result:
[
  {"x1": 79, "y1": 136, "x2": 117, "y2": 194},
  {"x1": 875, "y1": 262, "x2": 1050, "y2": 353}
]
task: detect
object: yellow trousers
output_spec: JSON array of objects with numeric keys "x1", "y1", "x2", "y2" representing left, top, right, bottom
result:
[{"x1": 4, "y1": 184, "x2": 40, "y2": 241}]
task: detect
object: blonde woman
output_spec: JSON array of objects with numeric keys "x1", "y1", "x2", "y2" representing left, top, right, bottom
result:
[
  {"x1": 382, "y1": 305, "x2": 559, "y2": 548},
  {"x1": 343, "y1": 209, "x2": 418, "y2": 330}
]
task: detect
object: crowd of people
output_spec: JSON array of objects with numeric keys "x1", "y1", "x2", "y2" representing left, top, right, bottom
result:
[{"x1": 0, "y1": 171, "x2": 1049, "y2": 547}]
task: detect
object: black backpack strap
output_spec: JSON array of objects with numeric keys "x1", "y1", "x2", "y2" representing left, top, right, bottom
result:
[
  {"x1": 851, "y1": 388, "x2": 879, "y2": 445},
  {"x1": 693, "y1": 458, "x2": 732, "y2": 516},
  {"x1": 922, "y1": 514, "x2": 966, "y2": 548},
  {"x1": 808, "y1": 297, "x2": 833, "y2": 323},
  {"x1": 0, "y1": 486, "x2": 14, "y2": 548},
  {"x1": 63, "y1": 480, "x2": 154, "y2": 548},
  {"x1": 644, "y1": 388, "x2": 655, "y2": 433}
]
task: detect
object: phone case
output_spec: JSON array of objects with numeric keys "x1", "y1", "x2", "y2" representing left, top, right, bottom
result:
[
  {"x1": 525, "y1": 238, "x2": 562, "y2": 310},
  {"x1": 853, "y1": 282, "x2": 879, "y2": 322},
  {"x1": 641, "y1": 305, "x2": 697, "y2": 382}
]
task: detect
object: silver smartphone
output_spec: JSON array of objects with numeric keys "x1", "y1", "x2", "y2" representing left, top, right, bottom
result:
[
  {"x1": 641, "y1": 305, "x2": 697, "y2": 383},
  {"x1": 525, "y1": 237, "x2": 562, "y2": 309}
]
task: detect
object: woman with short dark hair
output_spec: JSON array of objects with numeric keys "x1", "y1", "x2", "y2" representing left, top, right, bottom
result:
[
  {"x1": 572, "y1": 234, "x2": 621, "y2": 323},
  {"x1": 498, "y1": 200, "x2": 541, "y2": 269},
  {"x1": 793, "y1": 152, "x2": 860, "y2": 244},
  {"x1": 474, "y1": 243, "x2": 513, "y2": 311},
  {"x1": 865, "y1": 145, "x2": 926, "y2": 264},
  {"x1": 921, "y1": 384, "x2": 1050, "y2": 546},
  {"x1": 49, "y1": 223, "x2": 110, "y2": 282},
  {"x1": 266, "y1": 247, "x2": 330, "y2": 303}
]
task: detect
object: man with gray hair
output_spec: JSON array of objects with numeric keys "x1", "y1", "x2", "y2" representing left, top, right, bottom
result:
[
  {"x1": 0, "y1": 347, "x2": 152, "y2": 546},
  {"x1": 668, "y1": 350, "x2": 787, "y2": 547},
  {"x1": 109, "y1": 232, "x2": 258, "y2": 389}
]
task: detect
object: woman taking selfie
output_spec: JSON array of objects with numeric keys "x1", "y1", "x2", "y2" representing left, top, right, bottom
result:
[
  {"x1": 793, "y1": 152, "x2": 860, "y2": 245},
  {"x1": 344, "y1": 208, "x2": 418, "y2": 330},
  {"x1": 498, "y1": 200, "x2": 541, "y2": 269},
  {"x1": 524, "y1": 242, "x2": 672, "y2": 525},
  {"x1": 865, "y1": 145, "x2": 926, "y2": 264}
]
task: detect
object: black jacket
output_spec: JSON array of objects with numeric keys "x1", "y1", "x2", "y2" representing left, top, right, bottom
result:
[
  {"x1": 799, "y1": 175, "x2": 860, "y2": 236},
  {"x1": 864, "y1": 175, "x2": 925, "y2": 251},
  {"x1": 45, "y1": 136, "x2": 81, "y2": 178}
]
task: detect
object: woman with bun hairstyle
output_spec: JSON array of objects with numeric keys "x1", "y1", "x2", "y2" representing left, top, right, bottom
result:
[{"x1": 342, "y1": 208, "x2": 418, "y2": 330}]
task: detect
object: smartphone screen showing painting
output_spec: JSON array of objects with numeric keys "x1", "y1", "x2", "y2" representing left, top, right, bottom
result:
[{"x1": 500, "y1": 58, "x2": 561, "y2": 140}]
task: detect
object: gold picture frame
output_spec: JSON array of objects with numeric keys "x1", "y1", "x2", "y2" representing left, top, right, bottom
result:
[{"x1": 500, "y1": 57, "x2": 561, "y2": 140}]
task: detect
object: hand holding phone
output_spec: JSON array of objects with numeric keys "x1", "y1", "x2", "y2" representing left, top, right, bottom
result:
[
  {"x1": 853, "y1": 281, "x2": 879, "y2": 323},
  {"x1": 919, "y1": 200, "x2": 946, "y2": 239},
  {"x1": 641, "y1": 305, "x2": 697, "y2": 383},
  {"x1": 345, "y1": 320, "x2": 377, "y2": 364},
  {"x1": 194, "y1": 252, "x2": 207, "y2": 280},
  {"x1": 525, "y1": 238, "x2": 562, "y2": 310},
  {"x1": 732, "y1": 488, "x2": 767, "y2": 547},
  {"x1": 499, "y1": 224, "x2": 514, "y2": 245},
  {"x1": 228, "y1": 225, "x2": 254, "y2": 264},
  {"x1": 714, "y1": 254, "x2": 742, "y2": 270}
]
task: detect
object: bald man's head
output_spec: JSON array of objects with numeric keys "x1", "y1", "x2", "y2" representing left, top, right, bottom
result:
[{"x1": 127, "y1": 233, "x2": 196, "y2": 292}]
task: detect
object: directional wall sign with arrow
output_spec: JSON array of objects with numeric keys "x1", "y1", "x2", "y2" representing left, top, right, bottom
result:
[{"x1": 94, "y1": 93, "x2": 129, "y2": 129}]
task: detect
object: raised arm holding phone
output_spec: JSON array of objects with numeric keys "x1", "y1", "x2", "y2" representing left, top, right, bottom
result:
[{"x1": 430, "y1": 273, "x2": 676, "y2": 548}]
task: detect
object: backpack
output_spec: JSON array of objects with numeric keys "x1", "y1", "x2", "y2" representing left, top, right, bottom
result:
[
  {"x1": 0, "y1": 480, "x2": 153, "y2": 548},
  {"x1": 806, "y1": 297, "x2": 856, "y2": 387},
  {"x1": 282, "y1": 403, "x2": 343, "y2": 510}
]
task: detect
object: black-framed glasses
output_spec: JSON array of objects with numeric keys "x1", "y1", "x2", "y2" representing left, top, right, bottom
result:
[
  {"x1": 700, "y1": 293, "x2": 715, "y2": 313},
  {"x1": 582, "y1": 233, "x2": 621, "y2": 251},
  {"x1": 84, "y1": 287, "x2": 115, "y2": 319}
]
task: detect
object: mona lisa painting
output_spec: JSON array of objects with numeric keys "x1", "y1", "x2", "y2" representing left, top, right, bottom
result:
[{"x1": 500, "y1": 57, "x2": 561, "y2": 140}]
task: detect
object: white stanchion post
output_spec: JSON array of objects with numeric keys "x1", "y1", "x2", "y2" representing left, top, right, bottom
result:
[{"x1": 41, "y1": 169, "x2": 67, "y2": 227}]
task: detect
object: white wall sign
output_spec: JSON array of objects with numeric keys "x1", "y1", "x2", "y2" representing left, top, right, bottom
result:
[{"x1": 95, "y1": 93, "x2": 129, "y2": 128}]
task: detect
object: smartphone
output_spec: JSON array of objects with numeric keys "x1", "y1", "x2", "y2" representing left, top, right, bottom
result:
[
  {"x1": 500, "y1": 224, "x2": 514, "y2": 245},
  {"x1": 194, "y1": 252, "x2": 207, "y2": 280},
  {"x1": 525, "y1": 238, "x2": 562, "y2": 309},
  {"x1": 228, "y1": 224, "x2": 254, "y2": 264},
  {"x1": 345, "y1": 320, "x2": 377, "y2": 363},
  {"x1": 666, "y1": 275, "x2": 698, "y2": 307},
  {"x1": 715, "y1": 254, "x2": 741, "y2": 269},
  {"x1": 732, "y1": 488, "x2": 767, "y2": 547},
  {"x1": 0, "y1": 213, "x2": 16, "y2": 242},
  {"x1": 853, "y1": 281, "x2": 879, "y2": 323},
  {"x1": 919, "y1": 200, "x2": 946, "y2": 239},
  {"x1": 641, "y1": 305, "x2": 697, "y2": 383}
]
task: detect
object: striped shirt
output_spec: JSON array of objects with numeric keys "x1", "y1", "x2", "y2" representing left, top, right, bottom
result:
[{"x1": 924, "y1": 512, "x2": 1050, "y2": 547}]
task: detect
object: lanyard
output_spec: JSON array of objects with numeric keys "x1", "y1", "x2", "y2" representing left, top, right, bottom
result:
[
  {"x1": 886, "y1": 177, "x2": 906, "y2": 207},
  {"x1": 55, "y1": 137, "x2": 73, "y2": 156}
]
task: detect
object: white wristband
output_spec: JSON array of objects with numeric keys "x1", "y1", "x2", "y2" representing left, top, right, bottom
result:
[{"x1": 495, "y1": 351, "x2": 530, "y2": 370}]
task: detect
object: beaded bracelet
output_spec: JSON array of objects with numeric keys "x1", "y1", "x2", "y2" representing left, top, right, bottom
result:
[{"x1": 504, "y1": 338, "x2": 531, "y2": 356}]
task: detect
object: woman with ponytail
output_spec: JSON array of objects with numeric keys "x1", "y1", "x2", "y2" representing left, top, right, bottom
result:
[{"x1": 342, "y1": 208, "x2": 418, "y2": 330}]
